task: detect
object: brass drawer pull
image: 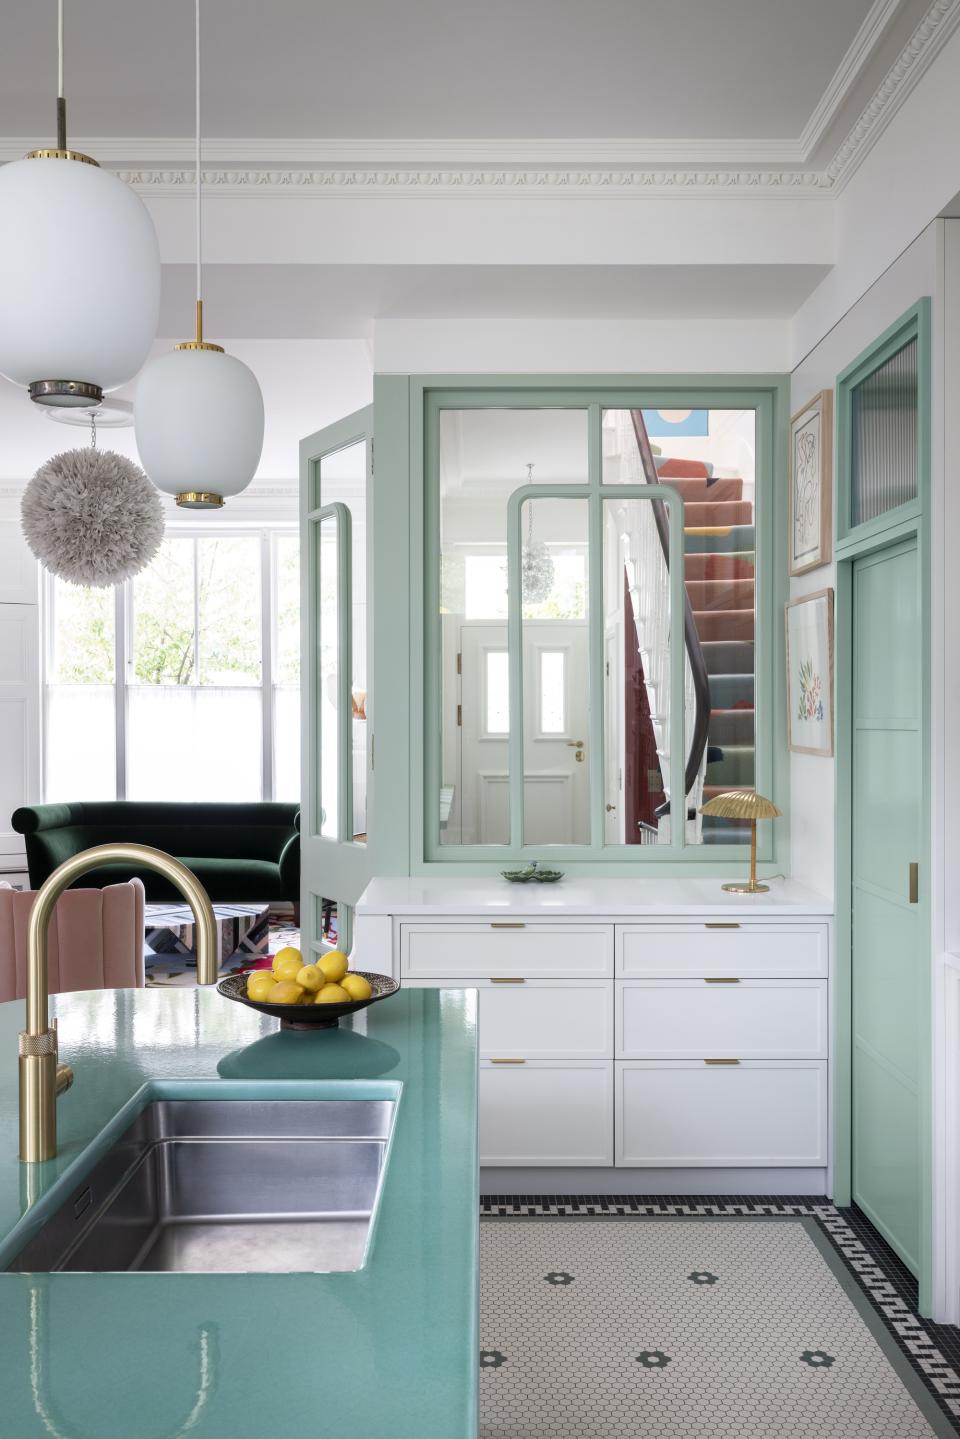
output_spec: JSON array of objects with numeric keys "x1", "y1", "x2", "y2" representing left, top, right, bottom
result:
[
  {"x1": 490, "y1": 1058, "x2": 526, "y2": 1064},
  {"x1": 704, "y1": 1058, "x2": 740, "y2": 1065},
  {"x1": 491, "y1": 922, "x2": 526, "y2": 929},
  {"x1": 705, "y1": 923, "x2": 740, "y2": 929},
  {"x1": 491, "y1": 977, "x2": 525, "y2": 984},
  {"x1": 704, "y1": 977, "x2": 740, "y2": 984}
]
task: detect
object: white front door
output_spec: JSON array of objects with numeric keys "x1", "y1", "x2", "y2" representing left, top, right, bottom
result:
[{"x1": 458, "y1": 620, "x2": 589, "y2": 845}]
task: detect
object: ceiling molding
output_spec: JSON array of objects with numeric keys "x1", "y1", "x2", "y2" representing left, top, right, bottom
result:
[
  {"x1": 826, "y1": 0, "x2": 960, "y2": 187},
  {"x1": 0, "y1": 0, "x2": 955, "y2": 201},
  {"x1": 0, "y1": 136, "x2": 807, "y2": 167},
  {"x1": 112, "y1": 167, "x2": 832, "y2": 198},
  {"x1": 797, "y1": 0, "x2": 903, "y2": 158}
]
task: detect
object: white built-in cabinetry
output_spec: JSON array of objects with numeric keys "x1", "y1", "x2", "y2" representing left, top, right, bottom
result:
[{"x1": 356, "y1": 878, "x2": 833, "y2": 1192}]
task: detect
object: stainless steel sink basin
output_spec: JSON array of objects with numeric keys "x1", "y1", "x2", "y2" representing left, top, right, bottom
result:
[{"x1": 9, "y1": 1098, "x2": 396, "y2": 1275}]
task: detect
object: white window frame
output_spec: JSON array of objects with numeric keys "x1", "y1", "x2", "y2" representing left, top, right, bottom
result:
[{"x1": 41, "y1": 524, "x2": 299, "y2": 803}]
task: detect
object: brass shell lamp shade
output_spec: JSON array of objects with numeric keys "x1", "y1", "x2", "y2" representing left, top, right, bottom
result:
[{"x1": 700, "y1": 790, "x2": 782, "y2": 894}]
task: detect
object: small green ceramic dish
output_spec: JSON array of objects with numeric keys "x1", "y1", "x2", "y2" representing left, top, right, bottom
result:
[{"x1": 500, "y1": 864, "x2": 564, "y2": 884}]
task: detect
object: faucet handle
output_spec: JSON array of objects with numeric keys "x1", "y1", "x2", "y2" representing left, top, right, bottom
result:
[{"x1": 18, "y1": 1029, "x2": 58, "y2": 1058}]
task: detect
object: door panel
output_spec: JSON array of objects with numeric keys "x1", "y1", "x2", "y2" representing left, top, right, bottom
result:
[
  {"x1": 851, "y1": 536, "x2": 922, "y2": 1274},
  {"x1": 300, "y1": 408, "x2": 372, "y2": 954}
]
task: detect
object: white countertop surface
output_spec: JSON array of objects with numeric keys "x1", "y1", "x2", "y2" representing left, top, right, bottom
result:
[{"x1": 357, "y1": 876, "x2": 833, "y2": 917}]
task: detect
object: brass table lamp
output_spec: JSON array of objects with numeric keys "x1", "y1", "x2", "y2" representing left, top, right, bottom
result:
[{"x1": 700, "y1": 790, "x2": 782, "y2": 894}]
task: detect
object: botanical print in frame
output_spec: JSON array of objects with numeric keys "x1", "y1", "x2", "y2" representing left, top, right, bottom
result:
[
  {"x1": 789, "y1": 389, "x2": 833, "y2": 575},
  {"x1": 786, "y1": 589, "x2": 834, "y2": 757}
]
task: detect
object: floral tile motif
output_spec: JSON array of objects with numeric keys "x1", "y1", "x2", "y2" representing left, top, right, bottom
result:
[{"x1": 479, "y1": 1216, "x2": 954, "y2": 1439}]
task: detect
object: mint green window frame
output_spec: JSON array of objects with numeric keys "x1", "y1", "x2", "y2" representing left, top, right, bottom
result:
[
  {"x1": 835, "y1": 300, "x2": 930, "y2": 554},
  {"x1": 412, "y1": 377, "x2": 789, "y2": 873}
]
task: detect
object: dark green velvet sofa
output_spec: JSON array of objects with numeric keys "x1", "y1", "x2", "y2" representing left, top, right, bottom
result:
[{"x1": 11, "y1": 802, "x2": 300, "y2": 904}]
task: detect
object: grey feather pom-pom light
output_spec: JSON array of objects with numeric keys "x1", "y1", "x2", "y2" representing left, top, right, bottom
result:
[{"x1": 21, "y1": 447, "x2": 165, "y2": 588}]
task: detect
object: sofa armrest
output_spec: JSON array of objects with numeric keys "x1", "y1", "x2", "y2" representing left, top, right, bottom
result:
[
  {"x1": 278, "y1": 831, "x2": 300, "y2": 899},
  {"x1": 11, "y1": 804, "x2": 75, "y2": 835}
]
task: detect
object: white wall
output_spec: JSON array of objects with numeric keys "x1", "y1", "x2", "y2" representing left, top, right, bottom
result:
[
  {"x1": 374, "y1": 316, "x2": 791, "y2": 375},
  {"x1": 788, "y1": 223, "x2": 939, "y2": 898}
]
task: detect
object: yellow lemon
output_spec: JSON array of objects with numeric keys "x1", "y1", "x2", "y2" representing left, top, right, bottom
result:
[
  {"x1": 318, "y1": 950, "x2": 349, "y2": 984},
  {"x1": 296, "y1": 964, "x2": 324, "y2": 993},
  {"x1": 272, "y1": 945, "x2": 302, "y2": 975},
  {"x1": 314, "y1": 983, "x2": 350, "y2": 1004},
  {"x1": 246, "y1": 972, "x2": 279, "y2": 1003},
  {"x1": 273, "y1": 952, "x2": 303, "y2": 983},
  {"x1": 270, "y1": 980, "x2": 304, "y2": 1005},
  {"x1": 339, "y1": 972, "x2": 372, "y2": 1002}
]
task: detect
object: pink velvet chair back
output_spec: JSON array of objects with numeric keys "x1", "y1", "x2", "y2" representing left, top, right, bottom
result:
[{"x1": 0, "y1": 880, "x2": 145, "y2": 1003}]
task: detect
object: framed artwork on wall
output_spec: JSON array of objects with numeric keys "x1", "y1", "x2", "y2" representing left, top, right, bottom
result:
[
  {"x1": 785, "y1": 588, "x2": 834, "y2": 757},
  {"x1": 789, "y1": 389, "x2": 833, "y2": 575}
]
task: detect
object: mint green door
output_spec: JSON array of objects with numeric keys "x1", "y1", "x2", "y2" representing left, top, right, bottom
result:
[
  {"x1": 851, "y1": 535, "x2": 922, "y2": 1274},
  {"x1": 300, "y1": 407, "x2": 373, "y2": 956}
]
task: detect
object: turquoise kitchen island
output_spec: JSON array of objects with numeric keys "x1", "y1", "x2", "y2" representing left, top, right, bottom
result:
[{"x1": 0, "y1": 985, "x2": 479, "y2": 1439}]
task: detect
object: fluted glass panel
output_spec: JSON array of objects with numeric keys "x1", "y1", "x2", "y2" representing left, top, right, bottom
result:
[{"x1": 851, "y1": 338, "x2": 918, "y2": 527}]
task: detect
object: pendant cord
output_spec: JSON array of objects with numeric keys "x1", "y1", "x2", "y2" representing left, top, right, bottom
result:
[
  {"x1": 195, "y1": 0, "x2": 202, "y2": 335},
  {"x1": 56, "y1": 0, "x2": 66, "y2": 149},
  {"x1": 90, "y1": 410, "x2": 97, "y2": 451}
]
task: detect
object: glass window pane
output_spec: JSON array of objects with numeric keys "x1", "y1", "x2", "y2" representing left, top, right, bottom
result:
[
  {"x1": 521, "y1": 497, "x2": 589, "y2": 845},
  {"x1": 602, "y1": 408, "x2": 757, "y2": 846},
  {"x1": 197, "y1": 537, "x2": 261, "y2": 685},
  {"x1": 602, "y1": 496, "x2": 671, "y2": 846},
  {"x1": 132, "y1": 538, "x2": 195, "y2": 685},
  {"x1": 49, "y1": 581, "x2": 114, "y2": 683},
  {"x1": 46, "y1": 580, "x2": 116, "y2": 800},
  {"x1": 317, "y1": 442, "x2": 367, "y2": 846},
  {"x1": 485, "y1": 650, "x2": 509, "y2": 735},
  {"x1": 438, "y1": 408, "x2": 588, "y2": 848},
  {"x1": 46, "y1": 686, "x2": 115, "y2": 800},
  {"x1": 851, "y1": 338, "x2": 918, "y2": 527},
  {"x1": 317, "y1": 514, "x2": 339, "y2": 839},
  {"x1": 275, "y1": 535, "x2": 301, "y2": 685},
  {"x1": 539, "y1": 651, "x2": 565, "y2": 734},
  {"x1": 127, "y1": 688, "x2": 261, "y2": 802},
  {"x1": 273, "y1": 686, "x2": 300, "y2": 802}
]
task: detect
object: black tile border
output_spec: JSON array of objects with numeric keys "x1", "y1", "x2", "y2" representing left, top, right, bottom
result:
[{"x1": 480, "y1": 1193, "x2": 960, "y2": 1433}]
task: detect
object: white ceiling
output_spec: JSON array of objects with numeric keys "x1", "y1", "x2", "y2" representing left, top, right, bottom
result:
[{"x1": 0, "y1": 0, "x2": 910, "y2": 147}]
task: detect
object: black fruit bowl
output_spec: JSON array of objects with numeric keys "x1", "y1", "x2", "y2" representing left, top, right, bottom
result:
[{"x1": 217, "y1": 970, "x2": 399, "y2": 1030}]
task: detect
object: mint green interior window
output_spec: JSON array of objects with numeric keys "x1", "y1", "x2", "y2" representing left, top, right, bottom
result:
[{"x1": 428, "y1": 396, "x2": 767, "y2": 862}]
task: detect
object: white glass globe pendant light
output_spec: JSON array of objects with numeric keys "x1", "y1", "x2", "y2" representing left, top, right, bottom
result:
[
  {"x1": 0, "y1": 1, "x2": 161, "y2": 407},
  {"x1": 134, "y1": 0, "x2": 264, "y2": 509}
]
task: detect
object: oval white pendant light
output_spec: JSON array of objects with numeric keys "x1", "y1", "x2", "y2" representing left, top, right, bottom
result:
[
  {"x1": 0, "y1": 2, "x2": 160, "y2": 407},
  {"x1": 134, "y1": 0, "x2": 263, "y2": 509}
]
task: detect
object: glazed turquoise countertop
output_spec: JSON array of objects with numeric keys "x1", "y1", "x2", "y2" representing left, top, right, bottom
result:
[{"x1": 0, "y1": 986, "x2": 479, "y2": 1439}]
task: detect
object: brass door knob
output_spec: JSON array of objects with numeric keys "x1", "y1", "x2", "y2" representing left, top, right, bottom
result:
[{"x1": 606, "y1": 803, "x2": 616, "y2": 812}]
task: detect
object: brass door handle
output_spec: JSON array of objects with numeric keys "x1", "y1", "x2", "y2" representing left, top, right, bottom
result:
[
  {"x1": 704, "y1": 977, "x2": 740, "y2": 984},
  {"x1": 705, "y1": 923, "x2": 740, "y2": 930},
  {"x1": 491, "y1": 977, "x2": 525, "y2": 984},
  {"x1": 704, "y1": 1058, "x2": 740, "y2": 1065},
  {"x1": 490, "y1": 1058, "x2": 526, "y2": 1064},
  {"x1": 566, "y1": 740, "x2": 585, "y2": 748},
  {"x1": 491, "y1": 922, "x2": 526, "y2": 929},
  {"x1": 909, "y1": 862, "x2": 919, "y2": 904},
  {"x1": 606, "y1": 804, "x2": 616, "y2": 812}
]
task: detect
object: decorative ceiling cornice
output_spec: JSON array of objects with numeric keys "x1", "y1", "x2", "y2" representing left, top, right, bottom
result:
[
  {"x1": 0, "y1": 0, "x2": 956, "y2": 201},
  {"x1": 112, "y1": 166, "x2": 833, "y2": 197}
]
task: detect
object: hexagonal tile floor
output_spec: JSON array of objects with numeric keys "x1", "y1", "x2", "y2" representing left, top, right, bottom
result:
[{"x1": 480, "y1": 1218, "x2": 955, "y2": 1438}]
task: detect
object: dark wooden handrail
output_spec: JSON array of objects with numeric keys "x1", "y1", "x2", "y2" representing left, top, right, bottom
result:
[{"x1": 628, "y1": 410, "x2": 712, "y2": 808}]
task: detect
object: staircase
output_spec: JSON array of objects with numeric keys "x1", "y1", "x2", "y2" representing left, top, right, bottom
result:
[{"x1": 658, "y1": 457, "x2": 756, "y2": 843}]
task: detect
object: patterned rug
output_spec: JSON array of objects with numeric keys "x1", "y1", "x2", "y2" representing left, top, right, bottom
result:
[
  {"x1": 480, "y1": 1210, "x2": 958, "y2": 1439},
  {"x1": 144, "y1": 915, "x2": 300, "y2": 987}
]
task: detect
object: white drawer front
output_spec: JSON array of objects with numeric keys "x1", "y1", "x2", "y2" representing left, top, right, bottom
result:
[
  {"x1": 480, "y1": 1060, "x2": 613, "y2": 1166},
  {"x1": 400, "y1": 923, "x2": 613, "y2": 978},
  {"x1": 615, "y1": 1060, "x2": 827, "y2": 1167},
  {"x1": 617, "y1": 923, "x2": 828, "y2": 978},
  {"x1": 404, "y1": 979, "x2": 612, "y2": 1059},
  {"x1": 616, "y1": 979, "x2": 828, "y2": 1060}
]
